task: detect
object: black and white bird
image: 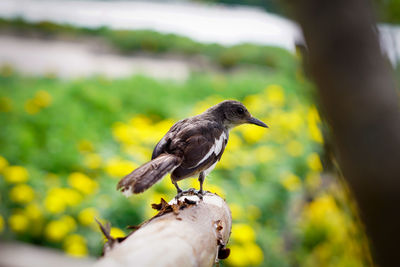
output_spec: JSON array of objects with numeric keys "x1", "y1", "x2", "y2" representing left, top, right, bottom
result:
[{"x1": 117, "y1": 100, "x2": 268, "y2": 197}]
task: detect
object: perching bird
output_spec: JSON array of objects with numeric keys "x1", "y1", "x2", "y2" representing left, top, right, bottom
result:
[{"x1": 117, "y1": 100, "x2": 268, "y2": 197}]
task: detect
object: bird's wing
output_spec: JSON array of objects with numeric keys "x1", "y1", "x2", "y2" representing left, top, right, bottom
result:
[
  {"x1": 151, "y1": 136, "x2": 170, "y2": 160},
  {"x1": 151, "y1": 119, "x2": 188, "y2": 160},
  {"x1": 177, "y1": 122, "x2": 227, "y2": 169}
]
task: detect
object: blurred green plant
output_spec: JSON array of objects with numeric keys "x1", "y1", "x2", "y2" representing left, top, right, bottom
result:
[{"x1": 0, "y1": 62, "x2": 371, "y2": 266}]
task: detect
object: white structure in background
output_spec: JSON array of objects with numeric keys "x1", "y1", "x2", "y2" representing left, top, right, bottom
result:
[
  {"x1": 0, "y1": 0, "x2": 398, "y2": 79},
  {"x1": 0, "y1": 0, "x2": 301, "y2": 50}
]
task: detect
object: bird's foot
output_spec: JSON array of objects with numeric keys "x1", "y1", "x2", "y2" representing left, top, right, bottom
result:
[
  {"x1": 195, "y1": 189, "x2": 204, "y2": 199},
  {"x1": 175, "y1": 188, "x2": 196, "y2": 199}
]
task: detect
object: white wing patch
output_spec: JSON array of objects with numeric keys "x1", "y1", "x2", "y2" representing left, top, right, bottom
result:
[
  {"x1": 214, "y1": 132, "x2": 227, "y2": 155},
  {"x1": 122, "y1": 186, "x2": 133, "y2": 197},
  {"x1": 195, "y1": 132, "x2": 227, "y2": 167},
  {"x1": 196, "y1": 144, "x2": 215, "y2": 167}
]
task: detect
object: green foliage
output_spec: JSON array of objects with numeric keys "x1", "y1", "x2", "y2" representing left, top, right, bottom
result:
[
  {"x1": 0, "y1": 18, "x2": 371, "y2": 266},
  {"x1": 198, "y1": 0, "x2": 283, "y2": 14},
  {"x1": 0, "y1": 65, "x2": 371, "y2": 266},
  {"x1": 375, "y1": 0, "x2": 400, "y2": 23}
]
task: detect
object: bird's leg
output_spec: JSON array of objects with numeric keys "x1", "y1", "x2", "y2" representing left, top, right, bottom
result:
[
  {"x1": 172, "y1": 179, "x2": 182, "y2": 195},
  {"x1": 198, "y1": 172, "x2": 205, "y2": 196}
]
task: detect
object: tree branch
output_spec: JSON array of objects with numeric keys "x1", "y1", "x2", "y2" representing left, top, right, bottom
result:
[{"x1": 95, "y1": 192, "x2": 232, "y2": 267}]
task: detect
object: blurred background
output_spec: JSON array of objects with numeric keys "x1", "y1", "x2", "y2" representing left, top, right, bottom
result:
[{"x1": 1, "y1": 0, "x2": 399, "y2": 266}]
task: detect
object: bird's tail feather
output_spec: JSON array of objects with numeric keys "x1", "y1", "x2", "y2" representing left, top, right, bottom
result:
[{"x1": 117, "y1": 154, "x2": 181, "y2": 195}]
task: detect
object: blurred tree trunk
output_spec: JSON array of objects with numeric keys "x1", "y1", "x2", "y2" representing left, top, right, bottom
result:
[{"x1": 289, "y1": 0, "x2": 400, "y2": 266}]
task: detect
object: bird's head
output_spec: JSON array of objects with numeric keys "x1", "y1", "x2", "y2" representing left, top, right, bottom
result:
[{"x1": 213, "y1": 100, "x2": 268, "y2": 129}]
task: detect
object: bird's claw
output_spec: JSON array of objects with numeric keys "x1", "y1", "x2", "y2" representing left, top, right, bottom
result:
[{"x1": 175, "y1": 188, "x2": 204, "y2": 200}]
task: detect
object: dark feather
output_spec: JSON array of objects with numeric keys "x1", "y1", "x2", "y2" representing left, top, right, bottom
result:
[
  {"x1": 117, "y1": 154, "x2": 181, "y2": 194},
  {"x1": 170, "y1": 121, "x2": 226, "y2": 180}
]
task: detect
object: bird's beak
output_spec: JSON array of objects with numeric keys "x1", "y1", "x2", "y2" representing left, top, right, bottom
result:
[{"x1": 247, "y1": 117, "x2": 268, "y2": 128}]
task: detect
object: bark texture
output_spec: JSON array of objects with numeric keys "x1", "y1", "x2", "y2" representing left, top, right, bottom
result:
[
  {"x1": 95, "y1": 192, "x2": 232, "y2": 267},
  {"x1": 290, "y1": 0, "x2": 400, "y2": 266}
]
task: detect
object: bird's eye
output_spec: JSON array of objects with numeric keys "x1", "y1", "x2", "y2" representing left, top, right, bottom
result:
[{"x1": 237, "y1": 107, "x2": 244, "y2": 114}]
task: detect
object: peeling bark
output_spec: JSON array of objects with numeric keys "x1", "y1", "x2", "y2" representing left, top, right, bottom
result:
[{"x1": 95, "y1": 192, "x2": 232, "y2": 267}]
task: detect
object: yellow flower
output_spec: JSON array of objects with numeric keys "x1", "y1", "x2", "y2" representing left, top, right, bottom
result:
[
  {"x1": 226, "y1": 245, "x2": 249, "y2": 267},
  {"x1": 0, "y1": 155, "x2": 9, "y2": 173},
  {"x1": 78, "y1": 208, "x2": 99, "y2": 226},
  {"x1": 129, "y1": 115, "x2": 152, "y2": 128},
  {"x1": 254, "y1": 146, "x2": 275, "y2": 163},
  {"x1": 44, "y1": 188, "x2": 82, "y2": 214},
  {"x1": 158, "y1": 174, "x2": 176, "y2": 192},
  {"x1": 305, "y1": 172, "x2": 321, "y2": 190},
  {"x1": 83, "y1": 153, "x2": 102, "y2": 169},
  {"x1": 113, "y1": 115, "x2": 164, "y2": 146},
  {"x1": 62, "y1": 188, "x2": 83, "y2": 206},
  {"x1": 154, "y1": 119, "x2": 175, "y2": 135},
  {"x1": 226, "y1": 243, "x2": 264, "y2": 266},
  {"x1": 24, "y1": 203, "x2": 42, "y2": 220},
  {"x1": 45, "y1": 220, "x2": 70, "y2": 242},
  {"x1": 265, "y1": 84, "x2": 285, "y2": 107},
  {"x1": 308, "y1": 106, "x2": 323, "y2": 143},
  {"x1": 9, "y1": 213, "x2": 29, "y2": 233},
  {"x1": 281, "y1": 173, "x2": 302, "y2": 192},
  {"x1": 307, "y1": 153, "x2": 323, "y2": 172},
  {"x1": 45, "y1": 193, "x2": 67, "y2": 214},
  {"x1": 110, "y1": 227, "x2": 126, "y2": 239},
  {"x1": 62, "y1": 215, "x2": 77, "y2": 231},
  {"x1": 77, "y1": 140, "x2": 94, "y2": 152},
  {"x1": 230, "y1": 203, "x2": 244, "y2": 220},
  {"x1": 128, "y1": 116, "x2": 162, "y2": 145},
  {"x1": 33, "y1": 90, "x2": 52, "y2": 108},
  {"x1": 45, "y1": 216, "x2": 76, "y2": 242},
  {"x1": 112, "y1": 122, "x2": 133, "y2": 145},
  {"x1": 239, "y1": 125, "x2": 266, "y2": 144},
  {"x1": 243, "y1": 242, "x2": 264, "y2": 266},
  {"x1": 9, "y1": 184, "x2": 35, "y2": 203},
  {"x1": 24, "y1": 99, "x2": 40, "y2": 115},
  {"x1": 105, "y1": 158, "x2": 137, "y2": 178},
  {"x1": 124, "y1": 145, "x2": 152, "y2": 163},
  {"x1": 243, "y1": 94, "x2": 265, "y2": 114},
  {"x1": 68, "y1": 172, "x2": 98, "y2": 195},
  {"x1": 286, "y1": 140, "x2": 304, "y2": 157},
  {"x1": 246, "y1": 205, "x2": 262, "y2": 221},
  {"x1": 204, "y1": 183, "x2": 226, "y2": 199},
  {"x1": 0, "y1": 215, "x2": 4, "y2": 233},
  {"x1": 3, "y1": 166, "x2": 29, "y2": 183},
  {"x1": 231, "y1": 223, "x2": 256, "y2": 243},
  {"x1": 215, "y1": 152, "x2": 236, "y2": 170},
  {"x1": 0, "y1": 97, "x2": 12, "y2": 112},
  {"x1": 145, "y1": 191, "x2": 170, "y2": 217},
  {"x1": 64, "y1": 234, "x2": 88, "y2": 257},
  {"x1": 305, "y1": 195, "x2": 340, "y2": 225},
  {"x1": 225, "y1": 132, "x2": 242, "y2": 152},
  {"x1": 282, "y1": 111, "x2": 304, "y2": 133}
]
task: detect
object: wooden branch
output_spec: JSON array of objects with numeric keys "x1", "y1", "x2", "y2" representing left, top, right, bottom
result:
[{"x1": 95, "y1": 192, "x2": 232, "y2": 267}]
